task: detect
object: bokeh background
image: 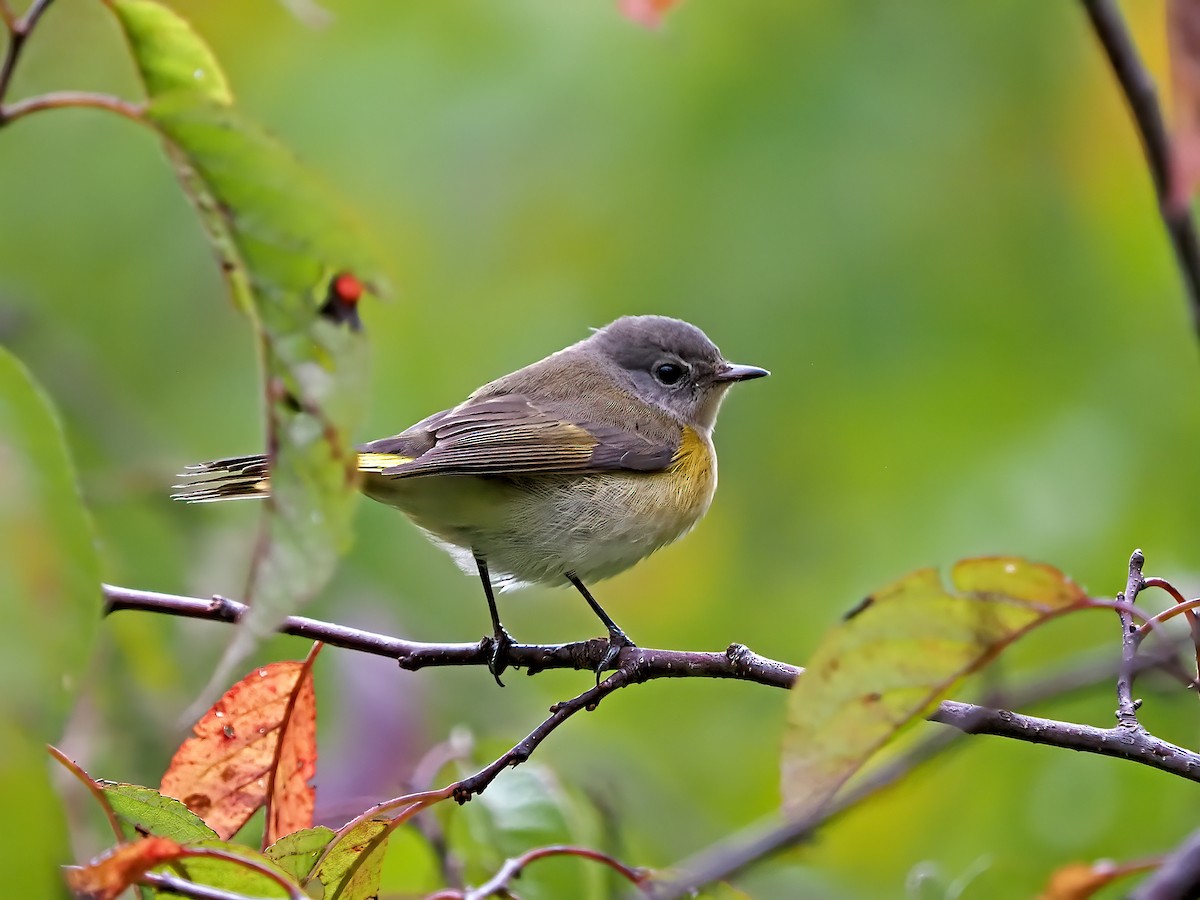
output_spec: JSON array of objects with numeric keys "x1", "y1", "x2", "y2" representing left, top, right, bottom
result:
[{"x1": 4, "y1": 0, "x2": 1200, "y2": 896}]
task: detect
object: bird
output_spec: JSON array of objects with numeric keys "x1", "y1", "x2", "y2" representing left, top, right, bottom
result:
[{"x1": 174, "y1": 315, "x2": 768, "y2": 684}]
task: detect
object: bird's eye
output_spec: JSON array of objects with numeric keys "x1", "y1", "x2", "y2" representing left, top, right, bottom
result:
[{"x1": 653, "y1": 362, "x2": 686, "y2": 385}]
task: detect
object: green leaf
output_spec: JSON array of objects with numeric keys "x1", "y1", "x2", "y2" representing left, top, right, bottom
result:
[
  {"x1": 0, "y1": 347, "x2": 100, "y2": 733},
  {"x1": 160, "y1": 839, "x2": 296, "y2": 899},
  {"x1": 781, "y1": 556, "x2": 1088, "y2": 819},
  {"x1": 107, "y1": 0, "x2": 232, "y2": 104},
  {"x1": 100, "y1": 782, "x2": 219, "y2": 844},
  {"x1": 107, "y1": 0, "x2": 384, "y2": 660},
  {"x1": 0, "y1": 347, "x2": 100, "y2": 896},
  {"x1": 265, "y1": 826, "x2": 335, "y2": 883},
  {"x1": 310, "y1": 819, "x2": 390, "y2": 900}
]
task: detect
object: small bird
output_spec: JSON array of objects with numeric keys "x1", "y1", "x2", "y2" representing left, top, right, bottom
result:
[{"x1": 174, "y1": 315, "x2": 767, "y2": 683}]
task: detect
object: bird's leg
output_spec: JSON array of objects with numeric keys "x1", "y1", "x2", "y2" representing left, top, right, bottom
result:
[
  {"x1": 475, "y1": 555, "x2": 514, "y2": 687},
  {"x1": 565, "y1": 572, "x2": 635, "y2": 681}
]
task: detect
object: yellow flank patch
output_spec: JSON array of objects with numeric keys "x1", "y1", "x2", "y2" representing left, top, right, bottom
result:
[
  {"x1": 669, "y1": 426, "x2": 715, "y2": 495},
  {"x1": 357, "y1": 452, "x2": 414, "y2": 472}
]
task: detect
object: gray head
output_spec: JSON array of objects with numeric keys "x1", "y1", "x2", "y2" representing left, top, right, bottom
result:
[{"x1": 586, "y1": 315, "x2": 768, "y2": 431}]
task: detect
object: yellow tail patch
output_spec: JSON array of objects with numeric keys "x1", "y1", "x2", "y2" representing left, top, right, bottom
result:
[{"x1": 357, "y1": 452, "x2": 414, "y2": 473}]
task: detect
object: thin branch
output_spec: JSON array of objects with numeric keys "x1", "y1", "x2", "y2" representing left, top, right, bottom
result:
[
  {"x1": 0, "y1": 90, "x2": 145, "y2": 125},
  {"x1": 110, "y1": 579, "x2": 1200, "y2": 896},
  {"x1": 648, "y1": 648, "x2": 1200, "y2": 898},
  {"x1": 105, "y1": 583, "x2": 1199, "y2": 793},
  {"x1": 425, "y1": 845, "x2": 650, "y2": 900},
  {"x1": 930, "y1": 701, "x2": 1200, "y2": 780},
  {"x1": 1132, "y1": 828, "x2": 1200, "y2": 900},
  {"x1": 0, "y1": 0, "x2": 54, "y2": 106},
  {"x1": 102, "y1": 584, "x2": 799, "y2": 686},
  {"x1": 1116, "y1": 549, "x2": 1148, "y2": 728},
  {"x1": 140, "y1": 872, "x2": 263, "y2": 900},
  {"x1": 1079, "y1": 0, "x2": 1200, "y2": 339}
]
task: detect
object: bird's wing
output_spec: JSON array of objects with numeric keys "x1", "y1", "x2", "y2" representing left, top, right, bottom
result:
[{"x1": 357, "y1": 394, "x2": 678, "y2": 478}]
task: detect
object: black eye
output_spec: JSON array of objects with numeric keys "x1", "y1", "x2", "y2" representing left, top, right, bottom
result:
[{"x1": 653, "y1": 362, "x2": 685, "y2": 385}]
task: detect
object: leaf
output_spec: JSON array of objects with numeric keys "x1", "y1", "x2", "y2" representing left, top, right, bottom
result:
[
  {"x1": 308, "y1": 819, "x2": 390, "y2": 900},
  {"x1": 618, "y1": 0, "x2": 686, "y2": 29},
  {"x1": 166, "y1": 839, "x2": 295, "y2": 898},
  {"x1": 159, "y1": 659, "x2": 317, "y2": 841},
  {"x1": 1169, "y1": 0, "x2": 1200, "y2": 213},
  {"x1": 1038, "y1": 858, "x2": 1158, "y2": 900},
  {"x1": 0, "y1": 348, "x2": 100, "y2": 897},
  {"x1": 107, "y1": 0, "x2": 382, "y2": 667},
  {"x1": 100, "y1": 782, "x2": 219, "y2": 844},
  {"x1": 64, "y1": 836, "x2": 184, "y2": 900},
  {"x1": 781, "y1": 557, "x2": 1087, "y2": 818},
  {"x1": 107, "y1": 0, "x2": 231, "y2": 104},
  {"x1": 265, "y1": 645, "x2": 320, "y2": 846},
  {"x1": 265, "y1": 826, "x2": 335, "y2": 883},
  {"x1": 0, "y1": 347, "x2": 100, "y2": 734}
]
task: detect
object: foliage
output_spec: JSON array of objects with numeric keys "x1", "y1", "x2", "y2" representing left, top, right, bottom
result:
[{"x1": 6, "y1": 0, "x2": 1200, "y2": 898}]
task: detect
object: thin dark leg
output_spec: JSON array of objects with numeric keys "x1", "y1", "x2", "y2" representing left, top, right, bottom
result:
[
  {"x1": 566, "y1": 571, "x2": 635, "y2": 680},
  {"x1": 475, "y1": 555, "x2": 513, "y2": 687}
]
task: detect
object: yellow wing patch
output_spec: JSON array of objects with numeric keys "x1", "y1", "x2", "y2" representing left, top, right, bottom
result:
[{"x1": 357, "y1": 452, "x2": 414, "y2": 473}]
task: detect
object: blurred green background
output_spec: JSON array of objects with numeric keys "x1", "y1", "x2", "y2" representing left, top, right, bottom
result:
[{"x1": 4, "y1": 0, "x2": 1200, "y2": 896}]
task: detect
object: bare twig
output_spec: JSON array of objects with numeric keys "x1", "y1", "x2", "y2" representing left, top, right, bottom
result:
[
  {"x1": 1132, "y1": 828, "x2": 1200, "y2": 899},
  {"x1": 1079, "y1": 0, "x2": 1200, "y2": 338},
  {"x1": 0, "y1": 90, "x2": 145, "y2": 125},
  {"x1": 0, "y1": 0, "x2": 54, "y2": 106},
  {"x1": 1141, "y1": 576, "x2": 1200, "y2": 690},
  {"x1": 424, "y1": 845, "x2": 650, "y2": 900},
  {"x1": 140, "y1": 872, "x2": 263, "y2": 900},
  {"x1": 1116, "y1": 549, "x2": 1148, "y2": 728},
  {"x1": 104, "y1": 582, "x2": 1198, "y2": 792},
  {"x1": 930, "y1": 701, "x2": 1200, "y2": 780},
  {"x1": 102, "y1": 584, "x2": 798, "y2": 686},
  {"x1": 649, "y1": 648, "x2": 1200, "y2": 898}
]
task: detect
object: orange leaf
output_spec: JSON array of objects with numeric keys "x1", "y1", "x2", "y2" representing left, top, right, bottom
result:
[
  {"x1": 161, "y1": 658, "x2": 318, "y2": 840},
  {"x1": 264, "y1": 646, "x2": 320, "y2": 846},
  {"x1": 1039, "y1": 857, "x2": 1161, "y2": 900},
  {"x1": 64, "y1": 835, "x2": 184, "y2": 900},
  {"x1": 1168, "y1": 0, "x2": 1200, "y2": 212},
  {"x1": 618, "y1": 0, "x2": 685, "y2": 29}
]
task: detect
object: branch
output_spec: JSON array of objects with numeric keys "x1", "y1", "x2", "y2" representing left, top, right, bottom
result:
[
  {"x1": 424, "y1": 845, "x2": 649, "y2": 900},
  {"x1": 1116, "y1": 548, "x2": 1148, "y2": 728},
  {"x1": 0, "y1": 90, "x2": 145, "y2": 125},
  {"x1": 929, "y1": 700, "x2": 1200, "y2": 780},
  {"x1": 1132, "y1": 828, "x2": 1200, "y2": 900},
  {"x1": 106, "y1": 582, "x2": 1198, "y2": 796},
  {"x1": 1080, "y1": 0, "x2": 1200, "y2": 339},
  {"x1": 102, "y1": 584, "x2": 798, "y2": 686},
  {"x1": 0, "y1": 0, "x2": 54, "y2": 107},
  {"x1": 648, "y1": 644, "x2": 1200, "y2": 898},
  {"x1": 0, "y1": 0, "x2": 144, "y2": 127},
  {"x1": 140, "y1": 873, "x2": 261, "y2": 900}
]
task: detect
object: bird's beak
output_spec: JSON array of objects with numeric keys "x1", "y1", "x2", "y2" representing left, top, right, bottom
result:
[{"x1": 714, "y1": 362, "x2": 770, "y2": 383}]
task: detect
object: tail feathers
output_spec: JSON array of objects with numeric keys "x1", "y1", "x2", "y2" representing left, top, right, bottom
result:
[{"x1": 172, "y1": 454, "x2": 271, "y2": 502}]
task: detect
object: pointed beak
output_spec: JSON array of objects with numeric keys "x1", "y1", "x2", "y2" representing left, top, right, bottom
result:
[{"x1": 714, "y1": 362, "x2": 770, "y2": 383}]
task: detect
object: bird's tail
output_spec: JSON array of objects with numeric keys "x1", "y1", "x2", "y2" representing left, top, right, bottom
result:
[{"x1": 172, "y1": 454, "x2": 271, "y2": 502}]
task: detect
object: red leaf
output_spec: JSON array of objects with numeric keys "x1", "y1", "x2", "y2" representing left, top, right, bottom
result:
[
  {"x1": 160, "y1": 657, "x2": 318, "y2": 841},
  {"x1": 1168, "y1": 0, "x2": 1200, "y2": 212},
  {"x1": 265, "y1": 646, "x2": 320, "y2": 846},
  {"x1": 64, "y1": 836, "x2": 184, "y2": 900},
  {"x1": 618, "y1": 0, "x2": 685, "y2": 29}
]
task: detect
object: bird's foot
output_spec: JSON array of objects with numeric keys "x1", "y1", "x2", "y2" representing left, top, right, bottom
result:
[
  {"x1": 487, "y1": 626, "x2": 516, "y2": 687},
  {"x1": 596, "y1": 627, "x2": 636, "y2": 683}
]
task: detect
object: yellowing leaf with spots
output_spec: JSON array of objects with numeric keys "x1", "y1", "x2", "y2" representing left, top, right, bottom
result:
[
  {"x1": 782, "y1": 557, "x2": 1088, "y2": 818},
  {"x1": 160, "y1": 655, "x2": 318, "y2": 841}
]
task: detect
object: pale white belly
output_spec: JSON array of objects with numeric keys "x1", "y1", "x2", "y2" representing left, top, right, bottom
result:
[{"x1": 361, "y1": 446, "x2": 716, "y2": 589}]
